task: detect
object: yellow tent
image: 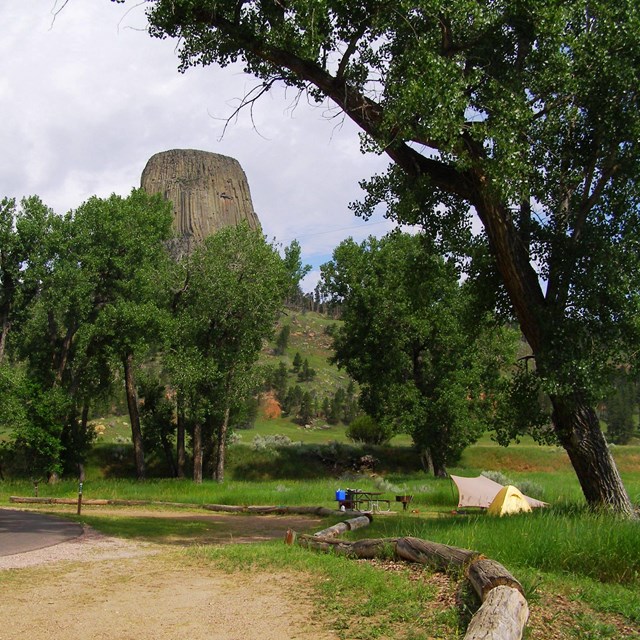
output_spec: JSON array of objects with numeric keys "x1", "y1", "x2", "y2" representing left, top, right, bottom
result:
[{"x1": 487, "y1": 485, "x2": 532, "y2": 516}]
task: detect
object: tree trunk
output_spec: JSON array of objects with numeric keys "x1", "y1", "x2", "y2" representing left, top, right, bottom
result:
[
  {"x1": 473, "y1": 189, "x2": 634, "y2": 516},
  {"x1": 78, "y1": 401, "x2": 89, "y2": 481},
  {"x1": 193, "y1": 420, "x2": 203, "y2": 484},
  {"x1": 55, "y1": 324, "x2": 76, "y2": 384},
  {"x1": 420, "y1": 447, "x2": 435, "y2": 475},
  {"x1": 433, "y1": 455, "x2": 448, "y2": 479},
  {"x1": 214, "y1": 403, "x2": 231, "y2": 483},
  {"x1": 161, "y1": 428, "x2": 178, "y2": 478},
  {"x1": 551, "y1": 395, "x2": 635, "y2": 516},
  {"x1": 420, "y1": 447, "x2": 447, "y2": 478},
  {"x1": 0, "y1": 312, "x2": 10, "y2": 364},
  {"x1": 123, "y1": 352, "x2": 145, "y2": 480},
  {"x1": 81, "y1": 401, "x2": 89, "y2": 430},
  {"x1": 176, "y1": 392, "x2": 186, "y2": 479}
]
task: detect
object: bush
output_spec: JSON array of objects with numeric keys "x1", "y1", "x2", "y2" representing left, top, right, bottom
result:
[
  {"x1": 481, "y1": 470, "x2": 545, "y2": 499},
  {"x1": 346, "y1": 415, "x2": 392, "y2": 445},
  {"x1": 481, "y1": 469, "x2": 513, "y2": 485},
  {"x1": 251, "y1": 434, "x2": 293, "y2": 450}
]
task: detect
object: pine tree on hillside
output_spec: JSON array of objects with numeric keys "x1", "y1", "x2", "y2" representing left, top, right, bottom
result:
[{"x1": 274, "y1": 324, "x2": 290, "y2": 356}]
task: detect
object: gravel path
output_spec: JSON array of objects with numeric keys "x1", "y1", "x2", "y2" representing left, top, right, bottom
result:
[
  {"x1": 0, "y1": 522, "x2": 338, "y2": 640},
  {"x1": 0, "y1": 523, "x2": 157, "y2": 569}
]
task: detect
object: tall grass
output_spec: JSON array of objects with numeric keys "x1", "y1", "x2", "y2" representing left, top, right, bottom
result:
[
  {"x1": 0, "y1": 476, "x2": 367, "y2": 508},
  {"x1": 360, "y1": 508, "x2": 640, "y2": 586}
]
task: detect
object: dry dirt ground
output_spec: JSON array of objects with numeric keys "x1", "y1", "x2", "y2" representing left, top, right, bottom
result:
[{"x1": 0, "y1": 509, "x2": 339, "y2": 640}]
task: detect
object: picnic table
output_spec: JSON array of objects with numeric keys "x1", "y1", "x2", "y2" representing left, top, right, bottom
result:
[{"x1": 341, "y1": 489, "x2": 391, "y2": 512}]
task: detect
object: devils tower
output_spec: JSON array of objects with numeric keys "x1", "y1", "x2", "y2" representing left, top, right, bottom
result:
[{"x1": 140, "y1": 149, "x2": 260, "y2": 247}]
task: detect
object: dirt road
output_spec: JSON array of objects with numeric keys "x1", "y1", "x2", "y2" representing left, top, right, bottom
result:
[{"x1": 0, "y1": 510, "x2": 338, "y2": 640}]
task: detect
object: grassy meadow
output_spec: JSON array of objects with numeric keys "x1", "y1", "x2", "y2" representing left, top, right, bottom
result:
[{"x1": 2, "y1": 436, "x2": 639, "y2": 638}]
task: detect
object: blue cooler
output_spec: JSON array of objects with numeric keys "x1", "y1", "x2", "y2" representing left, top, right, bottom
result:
[{"x1": 335, "y1": 489, "x2": 346, "y2": 501}]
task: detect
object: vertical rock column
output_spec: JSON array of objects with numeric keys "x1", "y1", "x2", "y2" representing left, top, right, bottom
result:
[{"x1": 141, "y1": 149, "x2": 261, "y2": 247}]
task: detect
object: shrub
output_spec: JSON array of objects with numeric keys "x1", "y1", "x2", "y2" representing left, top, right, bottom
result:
[
  {"x1": 481, "y1": 470, "x2": 545, "y2": 499},
  {"x1": 481, "y1": 469, "x2": 513, "y2": 485},
  {"x1": 251, "y1": 434, "x2": 293, "y2": 450},
  {"x1": 262, "y1": 392, "x2": 282, "y2": 420},
  {"x1": 346, "y1": 415, "x2": 392, "y2": 446}
]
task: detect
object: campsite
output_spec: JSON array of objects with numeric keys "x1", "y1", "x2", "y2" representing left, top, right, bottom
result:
[
  {"x1": 2, "y1": 310, "x2": 639, "y2": 638},
  {"x1": 1, "y1": 433, "x2": 639, "y2": 639}
]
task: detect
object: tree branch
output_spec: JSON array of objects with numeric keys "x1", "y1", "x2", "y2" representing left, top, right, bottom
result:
[
  {"x1": 172, "y1": 4, "x2": 470, "y2": 198},
  {"x1": 336, "y1": 23, "x2": 367, "y2": 80}
]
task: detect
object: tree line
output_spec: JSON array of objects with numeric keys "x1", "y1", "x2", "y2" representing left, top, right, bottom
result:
[
  {"x1": 1, "y1": 187, "x2": 637, "y2": 494},
  {"x1": 0, "y1": 190, "x2": 299, "y2": 483}
]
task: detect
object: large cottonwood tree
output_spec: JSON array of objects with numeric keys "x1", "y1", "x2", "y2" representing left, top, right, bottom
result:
[
  {"x1": 17, "y1": 189, "x2": 173, "y2": 479},
  {"x1": 0, "y1": 196, "x2": 57, "y2": 364},
  {"x1": 167, "y1": 223, "x2": 290, "y2": 483},
  {"x1": 116, "y1": 0, "x2": 640, "y2": 514},
  {"x1": 322, "y1": 232, "x2": 519, "y2": 476}
]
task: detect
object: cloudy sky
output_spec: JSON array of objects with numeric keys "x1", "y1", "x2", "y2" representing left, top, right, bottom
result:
[{"x1": 1, "y1": 1, "x2": 400, "y2": 290}]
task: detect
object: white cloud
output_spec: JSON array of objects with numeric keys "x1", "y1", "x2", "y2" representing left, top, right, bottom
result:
[{"x1": 1, "y1": 1, "x2": 397, "y2": 287}]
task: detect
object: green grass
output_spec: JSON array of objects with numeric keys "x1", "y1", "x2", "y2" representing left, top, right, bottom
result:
[
  {"x1": 5, "y1": 454, "x2": 638, "y2": 633},
  {"x1": 68, "y1": 512, "x2": 216, "y2": 541},
  {"x1": 239, "y1": 416, "x2": 351, "y2": 444},
  {"x1": 352, "y1": 508, "x2": 640, "y2": 623},
  {"x1": 0, "y1": 476, "x2": 367, "y2": 507}
]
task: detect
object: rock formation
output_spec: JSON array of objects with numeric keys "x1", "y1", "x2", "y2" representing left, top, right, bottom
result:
[{"x1": 140, "y1": 149, "x2": 260, "y2": 251}]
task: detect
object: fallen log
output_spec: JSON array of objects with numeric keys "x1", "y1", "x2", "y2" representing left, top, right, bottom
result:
[
  {"x1": 298, "y1": 534, "x2": 400, "y2": 559},
  {"x1": 292, "y1": 522, "x2": 529, "y2": 639},
  {"x1": 312, "y1": 507, "x2": 342, "y2": 517},
  {"x1": 202, "y1": 504, "x2": 247, "y2": 513},
  {"x1": 56, "y1": 498, "x2": 109, "y2": 505},
  {"x1": 464, "y1": 585, "x2": 529, "y2": 640},
  {"x1": 313, "y1": 515, "x2": 372, "y2": 538},
  {"x1": 153, "y1": 501, "x2": 199, "y2": 509},
  {"x1": 314, "y1": 521, "x2": 350, "y2": 538},
  {"x1": 9, "y1": 496, "x2": 343, "y2": 517},
  {"x1": 351, "y1": 537, "x2": 399, "y2": 559},
  {"x1": 466, "y1": 559, "x2": 524, "y2": 601},
  {"x1": 396, "y1": 536, "x2": 480, "y2": 571},
  {"x1": 247, "y1": 505, "x2": 282, "y2": 514},
  {"x1": 298, "y1": 535, "x2": 357, "y2": 556},
  {"x1": 278, "y1": 506, "x2": 337, "y2": 517}
]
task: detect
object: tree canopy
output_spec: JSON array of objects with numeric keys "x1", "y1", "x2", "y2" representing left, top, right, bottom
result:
[
  {"x1": 133, "y1": 0, "x2": 640, "y2": 514},
  {"x1": 322, "y1": 231, "x2": 518, "y2": 475},
  {"x1": 1, "y1": 189, "x2": 173, "y2": 479},
  {"x1": 167, "y1": 222, "x2": 291, "y2": 482}
]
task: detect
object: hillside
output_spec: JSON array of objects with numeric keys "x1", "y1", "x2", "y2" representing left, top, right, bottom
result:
[{"x1": 245, "y1": 309, "x2": 359, "y2": 445}]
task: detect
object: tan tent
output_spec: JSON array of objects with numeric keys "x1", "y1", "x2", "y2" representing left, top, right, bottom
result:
[
  {"x1": 487, "y1": 485, "x2": 532, "y2": 516},
  {"x1": 450, "y1": 474, "x2": 547, "y2": 509}
]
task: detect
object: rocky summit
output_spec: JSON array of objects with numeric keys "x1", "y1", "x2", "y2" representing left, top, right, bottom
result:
[{"x1": 141, "y1": 149, "x2": 261, "y2": 251}]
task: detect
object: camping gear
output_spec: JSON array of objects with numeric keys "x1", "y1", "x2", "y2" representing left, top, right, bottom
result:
[
  {"x1": 487, "y1": 485, "x2": 533, "y2": 516},
  {"x1": 395, "y1": 495, "x2": 413, "y2": 511},
  {"x1": 450, "y1": 474, "x2": 547, "y2": 509}
]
